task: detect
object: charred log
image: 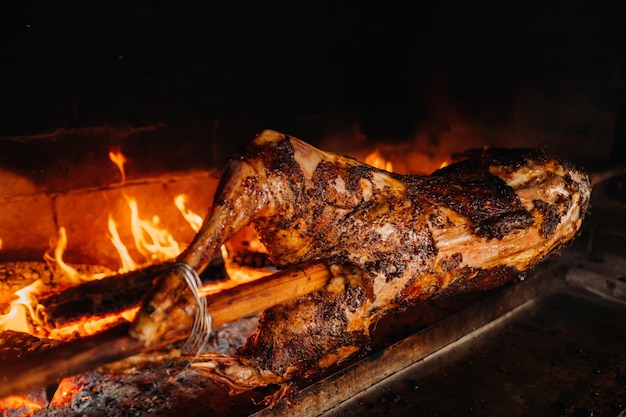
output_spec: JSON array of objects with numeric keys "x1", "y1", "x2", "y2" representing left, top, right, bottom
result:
[
  {"x1": 38, "y1": 256, "x2": 229, "y2": 329},
  {"x1": 0, "y1": 262, "x2": 111, "y2": 312},
  {"x1": 39, "y1": 263, "x2": 174, "y2": 329}
]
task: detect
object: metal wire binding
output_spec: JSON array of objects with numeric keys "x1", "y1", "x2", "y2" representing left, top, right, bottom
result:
[{"x1": 173, "y1": 262, "x2": 211, "y2": 359}]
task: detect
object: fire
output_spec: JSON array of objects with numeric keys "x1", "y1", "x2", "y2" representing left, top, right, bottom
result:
[
  {"x1": 127, "y1": 198, "x2": 180, "y2": 263},
  {"x1": 0, "y1": 395, "x2": 43, "y2": 415},
  {"x1": 44, "y1": 226, "x2": 82, "y2": 285},
  {"x1": 46, "y1": 307, "x2": 138, "y2": 341},
  {"x1": 0, "y1": 148, "x2": 194, "y2": 339},
  {"x1": 364, "y1": 149, "x2": 393, "y2": 172},
  {"x1": 175, "y1": 194, "x2": 203, "y2": 232},
  {"x1": 0, "y1": 146, "x2": 218, "y2": 336},
  {"x1": 107, "y1": 149, "x2": 183, "y2": 270},
  {"x1": 108, "y1": 214, "x2": 137, "y2": 273},
  {"x1": 48, "y1": 378, "x2": 82, "y2": 408},
  {"x1": 108, "y1": 147, "x2": 128, "y2": 183},
  {"x1": 107, "y1": 195, "x2": 182, "y2": 272},
  {"x1": 0, "y1": 279, "x2": 43, "y2": 333}
]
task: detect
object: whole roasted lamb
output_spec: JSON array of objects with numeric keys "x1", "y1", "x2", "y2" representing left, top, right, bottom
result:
[{"x1": 130, "y1": 130, "x2": 591, "y2": 397}]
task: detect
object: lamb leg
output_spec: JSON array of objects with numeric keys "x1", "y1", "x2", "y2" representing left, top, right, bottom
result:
[{"x1": 129, "y1": 144, "x2": 264, "y2": 343}]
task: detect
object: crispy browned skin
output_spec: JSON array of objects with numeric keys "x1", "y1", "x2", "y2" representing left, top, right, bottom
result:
[{"x1": 130, "y1": 130, "x2": 591, "y2": 394}]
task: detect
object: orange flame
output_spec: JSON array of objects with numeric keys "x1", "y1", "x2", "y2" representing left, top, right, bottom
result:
[
  {"x1": 109, "y1": 148, "x2": 128, "y2": 183},
  {"x1": 107, "y1": 149, "x2": 182, "y2": 270},
  {"x1": 174, "y1": 194, "x2": 203, "y2": 232},
  {"x1": 2, "y1": 148, "x2": 188, "y2": 337},
  {"x1": 108, "y1": 214, "x2": 137, "y2": 273},
  {"x1": 0, "y1": 144, "x2": 280, "y2": 346},
  {"x1": 364, "y1": 149, "x2": 393, "y2": 172},
  {"x1": 127, "y1": 198, "x2": 180, "y2": 263},
  {"x1": 44, "y1": 227, "x2": 81, "y2": 285},
  {"x1": 0, "y1": 279, "x2": 43, "y2": 333}
]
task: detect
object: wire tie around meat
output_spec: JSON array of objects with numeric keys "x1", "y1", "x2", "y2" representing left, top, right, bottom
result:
[{"x1": 173, "y1": 262, "x2": 212, "y2": 359}]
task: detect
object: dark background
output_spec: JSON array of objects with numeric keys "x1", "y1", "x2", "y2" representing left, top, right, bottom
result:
[{"x1": 0, "y1": 1, "x2": 625, "y2": 162}]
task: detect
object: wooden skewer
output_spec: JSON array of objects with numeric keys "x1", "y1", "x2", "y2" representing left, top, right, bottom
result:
[
  {"x1": 0, "y1": 260, "x2": 332, "y2": 398},
  {"x1": 206, "y1": 260, "x2": 331, "y2": 327}
]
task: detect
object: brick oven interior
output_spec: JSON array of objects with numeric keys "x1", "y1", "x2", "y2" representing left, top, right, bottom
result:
[{"x1": 1, "y1": 2, "x2": 626, "y2": 416}]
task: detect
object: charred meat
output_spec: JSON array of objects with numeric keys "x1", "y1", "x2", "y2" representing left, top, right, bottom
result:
[{"x1": 130, "y1": 130, "x2": 591, "y2": 395}]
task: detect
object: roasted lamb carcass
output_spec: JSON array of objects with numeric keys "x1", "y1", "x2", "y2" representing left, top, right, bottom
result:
[{"x1": 130, "y1": 129, "x2": 591, "y2": 396}]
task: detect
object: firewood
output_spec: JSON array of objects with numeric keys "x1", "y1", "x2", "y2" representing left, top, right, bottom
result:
[
  {"x1": 39, "y1": 262, "x2": 173, "y2": 328},
  {"x1": 0, "y1": 330, "x2": 61, "y2": 362},
  {"x1": 0, "y1": 261, "x2": 111, "y2": 311},
  {"x1": 39, "y1": 256, "x2": 229, "y2": 328},
  {"x1": 0, "y1": 260, "x2": 332, "y2": 398}
]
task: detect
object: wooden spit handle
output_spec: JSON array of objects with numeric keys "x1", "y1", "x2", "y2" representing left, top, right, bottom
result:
[
  {"x1": 206, "y1": 260, "x2": 331, "y2": 327},
  {"x1": 0, "y1": 260, "x2": 332, "y2": 398}
]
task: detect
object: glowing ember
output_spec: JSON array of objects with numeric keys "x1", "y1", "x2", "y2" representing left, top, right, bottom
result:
[
  {"x1": 46, "y1": 307, "x2": 139, "y2": 341},
  {"x1": 0, "y1": 395, "x2": 43, "y2": 415},
  {"x1": 48, "y1": 377, "x2": 83, "y2": 409}
]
